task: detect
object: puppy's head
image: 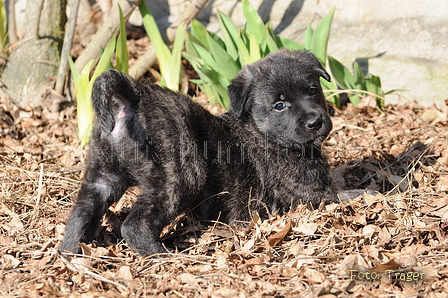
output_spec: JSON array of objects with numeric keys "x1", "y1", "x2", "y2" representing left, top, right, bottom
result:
[{"x1": 228, "y1": 49, "x2": 332, "y2": 146}]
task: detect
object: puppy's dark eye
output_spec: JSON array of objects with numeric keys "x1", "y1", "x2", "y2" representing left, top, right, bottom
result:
[
  {"x1": 308, "y1": 87, "x2": 317, "y2": 95},
  {"x1": 274, "y1": 101, "x2": 286, "y2": 111}
]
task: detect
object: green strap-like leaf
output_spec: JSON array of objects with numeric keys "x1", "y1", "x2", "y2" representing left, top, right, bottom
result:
[
  {"x1": 353, "y1": 61, "x2": 364, "y2": 86},
  {"x1": 265, "y1": 28, "x2": 279, "y2": 53},
  {"x1": 191, "y1": 41, "x2": 220, "y2": 72},
  {"x1": 237, "y1": 30, "x2": 251, "y2": 66},
  {"x1": 275, "y1": 36, "x2": 305, "y2": 51},
  {"x1": 218, "y1": 11, "x2": 239, "y2": 61},
  {"x1": 116, "y1": 5, "x2": 129, "y2": 74},
  {"x1": 91, "y1": 37, "x2": 116, "y2": 83},
  {"x1": 328, "y1": 55, "x2": 354, "y2": 89},
  {"x1": 248, "y1": 33, "x2": 261, "y2": 63},
  {"x1": 310, "y1": 9, "x2": 335, "y2": 66},
  {"x1": 164, "y1": 24, "x2": 186, "y2": 90},
  {"x1": 139, "y1": 1, "x2": 171, "y2": 79},
  {"x1": 242, "y1": 0, "x2": 266, "y2": 46},
  {"x1": 191, "y1": 19, "x2": 209, "y2": 49},
  {"x1": 207, "y1": 33, "x2": 240, "y2": 79},
  {"x1": 304, "y1": 24, "x2": 313, "y2": 49}
]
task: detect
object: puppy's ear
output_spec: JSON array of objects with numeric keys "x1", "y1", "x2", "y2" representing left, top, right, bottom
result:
[
  {"x1": 228, "y1": 67, "x2": 253, "y2": 118},
  {"x1": 317, "y1": 68, "x2": 331, "y2": 82},
  {"x1": 291, "y1": 50, "x2": 331, "y2": 82}
]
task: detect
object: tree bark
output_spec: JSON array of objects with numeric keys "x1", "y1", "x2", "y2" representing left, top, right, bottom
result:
[{"x1": 2, "y1": 0, "x2": 67, "y2": 109}]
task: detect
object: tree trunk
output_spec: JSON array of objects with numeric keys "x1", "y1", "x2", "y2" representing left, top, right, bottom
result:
[{"x1": 2, "y1": 0, "x2": 67, "y2": 109}]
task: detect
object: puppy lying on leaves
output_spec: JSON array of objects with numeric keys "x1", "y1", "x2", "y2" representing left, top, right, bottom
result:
[{"x1": 61, "y1": 49, "x2": 338, "y2": 256}]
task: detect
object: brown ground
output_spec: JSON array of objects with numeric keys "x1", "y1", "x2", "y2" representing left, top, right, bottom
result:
[
  {"x1": 1, "y1": 10, "x2": 448, "y2": 296},
  {"x1": 1, "y1": 95, "x2": 447, "y2": 297}
]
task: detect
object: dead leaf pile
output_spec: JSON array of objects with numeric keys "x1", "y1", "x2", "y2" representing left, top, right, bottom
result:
[{"x1": 1, "y1": 101, "x2": 448, "y2": 297}]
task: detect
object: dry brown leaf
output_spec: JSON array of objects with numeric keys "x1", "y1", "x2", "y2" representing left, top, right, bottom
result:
[
  {"x1": 362, "y1": 224, "x2": 379, "y2": 238},
  {"x1": 414, "y1": 267, "x2": 441, "y2": 280},
  {"x1": 245, "y1": 257, "x2": 263, "y2": 266},
  {"x1": 267, "y1": 218, "x2": 291, "y2": 247},
  {"x1": 180, "y1": 272, "x2": 197, "y2": 284},
  {"x1": 293, "y1": 222, "x2": 318, "y2": 235},
  {"x1": 368, "y1": 259, "x2": 400, "y2": 274},
  {"x1": 436, "y1": 175, "x2": 448, "y2": 192},
  {"x1": 339, "y1": 254, "x2": 370, "y2": 273},
  {"x1": 0, "y1": 203, "x2": 23, "y2": 229},
  {"x1": 241, "y1": 237, "x2": 256, "y2": 252},
  {"x1": 378, "y1": 226, "x2": 392, "y2": 245},
  {"x1": 303, "y1": 267, "x2": 326, "y2": 284}
]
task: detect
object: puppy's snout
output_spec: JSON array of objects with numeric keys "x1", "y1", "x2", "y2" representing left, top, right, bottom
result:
[{"x1": 306, "y1": 116, "x2": 323, "y2": 130}]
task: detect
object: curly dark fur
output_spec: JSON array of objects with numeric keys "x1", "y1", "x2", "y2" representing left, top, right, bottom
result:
[{"x1": 60, "y1": 49, "x2": 338, "y2": 255}]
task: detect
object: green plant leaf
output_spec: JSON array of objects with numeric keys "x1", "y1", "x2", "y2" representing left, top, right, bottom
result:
[
  {"x1": 242, "y1": 0, "x2": 265, "y2": 46},
  {"x1": 353, "y1": 61, "x2": 364, "y2": 86},
  {"x1": 195, "y1": 67, "x2": 230, "y2": 107},
  {"x1": 320, "y1": 77, "x2": 340, "y2": 107},
  {"x1": 163, "y1": 24, "x2": 186, "y2": 90},
  {"x1": 69, "y1": 58, "x2": 95, "y2": 147},
  {"x1": 265, "y1": 28, "x2": 279, "y2": 53},
  {"x1": 0, "y1": 0, "x2": 7, "y2": 51},
  {"x1": 237, "y1": 30, "x2": 251, "y2": 66},
  {"x1": 91, "y1": 37, "x2": 116, "y2": 82},
  {"x1": 310, "y1": 9, "x2": 334, "y2": 66},
  {"x1": 207, "y1": 33, "x2": 240, "y2": 79},
  {"x1": 191, "y1": 41, "x2": 220, "y2": 71},
  {"x1": 139, "y1": 1, "x2": 172, "y2": 83},
  {"x1": 68, "y1": 56, "x2": 81, "y2": 89},
  {"x1": 328, "y1": 56, "x2": 354, "y2": 89},
  {"x1": 304, "y1": 24, "x2": 313, "y2": 49},
  {"x1": 365, "y1": 74, "x2": 384, "y2": 107},
  {"x1": 348, "y1": 94, "x2": 361, "y2": 107},
  {"x1": 275, "y1": 36, "x2": 305, "y2": 51},
  {"x1": 385, "y1": 88, "x2": 408, "y2": 95},
  {"x1": 248, "y1": 33, "x2": 261, "y2": 64},
  {"x1": 218, "y1": 11, "x2": 239, "y2": 61},
  {"x1": 116, "y1": 5, "x2": 129, "y2": 74},
  {"x1": 185, "y1": 37, "x2": 200, "y2": 57},
  {"x1": 209, "y1": 31, "x2": 227, "y2": 50},
  {"x1": 191, "y1": 19, "x2": 209, "y2": 49}
]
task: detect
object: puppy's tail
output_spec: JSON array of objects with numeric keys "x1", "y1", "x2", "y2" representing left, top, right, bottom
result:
[{"x1": 92, "y1": 69, "x2": 141, "y2": 131}]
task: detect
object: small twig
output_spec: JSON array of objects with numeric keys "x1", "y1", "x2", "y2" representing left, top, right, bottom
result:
[
  {"x1": 55, "y1": 0, "x2": 80, "y2": 96},
  {"x1": 32, "y1": 0, "x2": 45, "y2": 39},
  {"x1": 37, "y1": 163, "x2": 44, "y2": 201},
  {"x1": 325, "y1": 89, "x2": 386, "y2": 103},
  {"x1": 29, "y1": 163, "x2": 44, "y2": 222},
  {"x1": 6, "y1": 0, "x2": 18, "y2": 44},
  {"x1": 60, "y1": 254, "x2": 127, "y2": 290}
]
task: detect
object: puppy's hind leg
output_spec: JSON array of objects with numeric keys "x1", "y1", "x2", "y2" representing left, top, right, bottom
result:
[
  {"x1": 60, "y1": 153, "x2": 133, "y2": 254},
  {"x1": 121, "y1": 190, "x2": 180, "y2": 256},
  {"x1": 60, "y1": 70, "x2": 139, "y2": 254}
]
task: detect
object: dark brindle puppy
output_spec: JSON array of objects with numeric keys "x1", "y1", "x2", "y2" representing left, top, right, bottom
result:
[{"x1": 60, "y1": 49, "x2": 338, "y2": 255}]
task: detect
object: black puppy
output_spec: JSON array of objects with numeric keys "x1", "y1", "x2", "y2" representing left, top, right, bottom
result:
[{"x1": 60, "y1": 49, "x2": 338, "y2": 255}]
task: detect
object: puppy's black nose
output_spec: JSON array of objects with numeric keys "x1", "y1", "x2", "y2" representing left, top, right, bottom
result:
[{"x1": 306, "y1": 116, "x2": 323, "y2": 130}]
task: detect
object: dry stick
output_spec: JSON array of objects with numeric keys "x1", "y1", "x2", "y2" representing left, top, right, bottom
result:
[
  {"x1": 55, "y1": 0, "x2": 80, "y2": 96},
  {"x1": 24, "y1": 0, "x2": 44, "y2": 40},
  {"x1": 6, "y1": 0, "x2": 18, "y2": 44},
  {"x1": 129, "y1": 0, "x2": 210, "y2": 81}
]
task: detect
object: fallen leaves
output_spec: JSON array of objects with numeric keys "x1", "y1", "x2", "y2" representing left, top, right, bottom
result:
[{"x1": 1, "y1": 102, "x2": 448, "y2": 296}]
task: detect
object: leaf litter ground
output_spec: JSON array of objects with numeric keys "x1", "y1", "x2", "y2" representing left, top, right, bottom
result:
[{"x1": 1, "y1": 99, "x2": 448, "y2": 297}]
